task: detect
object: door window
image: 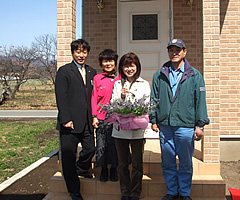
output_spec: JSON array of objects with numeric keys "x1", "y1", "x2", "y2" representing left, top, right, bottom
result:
[{"x1": 132, "y1": 14, "x2": 158, "y2": 40}]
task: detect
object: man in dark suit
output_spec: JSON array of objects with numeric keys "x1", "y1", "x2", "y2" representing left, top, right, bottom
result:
[{"x1": 55, "y1": 39, "x2": 97, "y2": 200}]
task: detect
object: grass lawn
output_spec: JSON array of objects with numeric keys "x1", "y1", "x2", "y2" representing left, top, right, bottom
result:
[{"x1": 0, "y1": 119, "x2": 58, "y2": 183}]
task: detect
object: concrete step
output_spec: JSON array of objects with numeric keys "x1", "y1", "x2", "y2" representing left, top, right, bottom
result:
[
  {"x1": 43, "y1": 191, "x2": 226, "y2": 200},
  {"x1": 59, "y1": 139, "x2": 222, "y2": 177},
  {"x1": 43, "y1": 192, "x2": 122, "y2": 200},
  {"x1": 46, "y1": 192, "x2": 214, "y2": 200},
  {"x1": 44, "y1": 139, "x2": 226, "y2": 200}
]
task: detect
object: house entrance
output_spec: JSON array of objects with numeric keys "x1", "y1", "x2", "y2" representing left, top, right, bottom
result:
[{"x1": 118, "y1": 0, "x2": 172, "y2": 84}]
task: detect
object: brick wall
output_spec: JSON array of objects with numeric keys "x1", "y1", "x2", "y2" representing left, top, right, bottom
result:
[
  {"x1": 173, "y1": 0, "x2": 203, "y2": 73},
  {"x1": 202, "y1": 0, "x2": 220, "y2": 163},
  {"x1": 220, "y1": 0, "x2": 240, "y2": 135},
  {"x1": 84, "y1": 0, "x2": 117, "y2": 73},
  {"x1": 57, "y1": 0, "x2": 76, "y2": 68}
]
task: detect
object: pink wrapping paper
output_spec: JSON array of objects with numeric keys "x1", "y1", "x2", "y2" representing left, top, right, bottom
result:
[{"x1": 105, "y1": 113, "x2": 149, "y2": 130}]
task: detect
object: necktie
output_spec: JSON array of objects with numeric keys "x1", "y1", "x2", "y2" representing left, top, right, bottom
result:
[{"x1": 80, "y1": 66, "x2": 86, "y2": 85}]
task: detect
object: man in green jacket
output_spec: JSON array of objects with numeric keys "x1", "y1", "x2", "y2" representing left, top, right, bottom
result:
[{"x1": 150, "y1": 39, "x2": 209, "y2": 200}]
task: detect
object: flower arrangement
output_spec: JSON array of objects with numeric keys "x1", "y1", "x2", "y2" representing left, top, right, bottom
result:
[{"x1": 99, "y1": 95, "x2": 159, "y2": 130}]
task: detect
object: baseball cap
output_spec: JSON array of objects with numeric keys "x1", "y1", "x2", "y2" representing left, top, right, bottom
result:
[{"x1": 167, "y1": 39, "x2": 186, "y2": 49}]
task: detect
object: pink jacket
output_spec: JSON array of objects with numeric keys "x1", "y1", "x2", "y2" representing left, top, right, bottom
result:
[{"x1": 91, "y1": 73, "x2": 121, "y2": 120}]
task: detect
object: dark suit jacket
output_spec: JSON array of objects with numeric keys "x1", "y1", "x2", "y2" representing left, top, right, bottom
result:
[{"x1": 55, "y1": 61, "x2": 97, "y2": 133}]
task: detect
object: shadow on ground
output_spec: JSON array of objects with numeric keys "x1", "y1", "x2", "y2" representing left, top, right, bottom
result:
[{"x1": 0, "y1": 194, "x2": 46, "y2": 200}]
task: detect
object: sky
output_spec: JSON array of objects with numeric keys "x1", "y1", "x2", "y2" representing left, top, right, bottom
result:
[{"x1": 0, "y1": 0, "x2": 82, "y2": 48}]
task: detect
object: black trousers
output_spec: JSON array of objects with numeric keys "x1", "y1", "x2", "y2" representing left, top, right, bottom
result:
[
  {"x1": 60, "y1": 125, "x2": 95, "y2": 193},
  {"x1": 115, "y1": 138, "x2": 144, "y2": 198},
  {"x1": 95, "y1": 121, "x2": 118, "y2": 168}
]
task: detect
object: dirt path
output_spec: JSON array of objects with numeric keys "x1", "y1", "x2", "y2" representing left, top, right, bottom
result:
[{"x1": 221, "y1": 160, "x2": 240, "y2": 197}]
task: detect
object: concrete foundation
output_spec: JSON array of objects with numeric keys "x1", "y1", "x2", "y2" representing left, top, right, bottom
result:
[{"x1": 220, "y1": 137, "x2": 240, "y2": 161}]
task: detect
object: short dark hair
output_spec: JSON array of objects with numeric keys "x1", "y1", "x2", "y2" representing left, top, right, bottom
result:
[
  {"x1": 118, "y1": 52, "x2": 141, "y2": 87},
  {"x1": 99, "y1": 49, "x2": 118, "y2": 67},
  {"x1": 70, "y1": 39, "x2": 90, "y2": 54}
]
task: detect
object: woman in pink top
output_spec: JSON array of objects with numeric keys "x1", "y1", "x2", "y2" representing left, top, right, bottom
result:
[{"x1": 92, "y1": 49, "x2": 120, "y2": 182}]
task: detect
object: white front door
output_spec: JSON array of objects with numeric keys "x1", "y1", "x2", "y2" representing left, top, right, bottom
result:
[
  {"x1": 118, "y1": 0, "x2": 172, "y2": 84},
  {"x1": 118, "y1": 0, "x2": 172, "y2": 138}
]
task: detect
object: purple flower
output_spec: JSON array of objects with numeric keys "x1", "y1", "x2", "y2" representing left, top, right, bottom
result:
[{"x1": 98, "y1": 96, "x2": 159, "y2": 117}]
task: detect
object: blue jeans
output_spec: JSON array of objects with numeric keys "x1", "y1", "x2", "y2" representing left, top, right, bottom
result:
[{"x1": 159, "y1": 125, "x2": 194, "y2": 196}]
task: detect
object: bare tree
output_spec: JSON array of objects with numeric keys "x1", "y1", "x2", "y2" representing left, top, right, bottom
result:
[
  {"x1": 32, "y1": 34, "x2": 57, "y2": 84},
  {"x1": 0, "y1": 45, "x2": 36, "y2": 99}
]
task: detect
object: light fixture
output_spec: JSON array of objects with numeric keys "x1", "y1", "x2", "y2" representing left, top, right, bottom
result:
[
  {"x1": 97, "y1": 0, "x2": 104, "y2": 13},
  {"x1": 186, "y1": 0, "x2": 193, "y2": 9}
]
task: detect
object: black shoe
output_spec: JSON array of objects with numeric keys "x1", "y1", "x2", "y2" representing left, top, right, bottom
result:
[
  {"x1": 110, "y1": 167, "x2": 118, "y2": 182},
  {"x1": 70, "y1": 192, "x2": 83, "y2": 200},
  {"x1": 180, "y1": 196, "x2": 192, "y2": 200},
  {"x1": 121, "y1": 196, "x2": 130, "y2": 200},
  {"x1": 100, "y1": 167, "x2": 108, "y2": 182},
  {"x1": 76, "y1": 169, "x2": 93, "y2": 178},
  {"x1": 162, "y1": 194, "x2": 178, "y2": 200}
]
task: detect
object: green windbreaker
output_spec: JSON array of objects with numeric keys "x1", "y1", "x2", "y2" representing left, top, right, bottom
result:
[{"x1": 150, "y1": 59, "x2": 210, "y2": 127}]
